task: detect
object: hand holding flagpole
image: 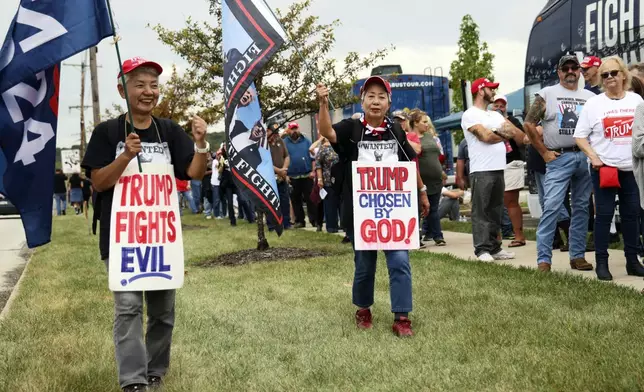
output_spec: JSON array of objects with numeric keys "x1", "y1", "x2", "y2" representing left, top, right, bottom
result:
[{"x1": 105, "y1": 0, "x2": 143, "y2": 173}]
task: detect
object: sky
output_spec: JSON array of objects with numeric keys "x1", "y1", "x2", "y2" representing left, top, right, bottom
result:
[{"x1": 0, "y1": 0, "x2": 547, "y2": 148}]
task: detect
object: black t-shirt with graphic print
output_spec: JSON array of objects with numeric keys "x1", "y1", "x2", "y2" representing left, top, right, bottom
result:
[
  {"x1": 81, "y1": 115, "x2": 195, "y2": 260},
  {"x1": 331, "y1": 118, "x2": 417, "y2": 231}
]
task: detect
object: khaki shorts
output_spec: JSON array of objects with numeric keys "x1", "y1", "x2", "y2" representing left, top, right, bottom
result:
[{"x1": 504, "y1": 161, "x2": 525, "y2": 191}]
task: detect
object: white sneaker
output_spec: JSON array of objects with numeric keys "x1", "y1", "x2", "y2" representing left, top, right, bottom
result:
[
  {"x1": 206, "y1": 215, "x2": 212, "y2": 220},
  {"x1": 491, "y1": 249, "x2": 515, "y2": 260},
  {"x1": 478, "y1": 253, "x2": 494, "y2": 262}
]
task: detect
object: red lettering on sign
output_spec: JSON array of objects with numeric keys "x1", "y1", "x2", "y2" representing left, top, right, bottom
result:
[
  {"x1": 357, "y1": 166, "x2": 409, "y2": 191},
  {"x1": 119, "y1": 177, "x2": 131, "y2": 206},
  {"x1": 135, "y1": 211, "x2": 147, "y2": 243},
  {"x1": 360, "y1": 219, "x2": 407, "y2": 243},
  {"x1": 130, "y1": 175, "x2": 143, "y2": 206},
  {"x1": 116, "y1": 211, "x2": 128, "y2": 242},
  {"x1": 148, "y1": 210, "x2": 160, "y2": 243},
  {"x1": 115, "y1": 210, "x2": 178, "y2": 244},
  {"x1": 143, "y1": 176, "x2": 156, "y2": 206},
  {"x1": 603, "y1": 116, "x2": 633, "y2": 140},
  {"x1": 167, "y1": 211, "x2": 177, "y2": 243},
  {"x1": 128, "y1": 211, "x2": 136, "y2": 243}
]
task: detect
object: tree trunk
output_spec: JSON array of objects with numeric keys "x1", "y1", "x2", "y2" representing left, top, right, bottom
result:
[{"x1": 256, "y1": 210, "x2": 269, "y2": 250}]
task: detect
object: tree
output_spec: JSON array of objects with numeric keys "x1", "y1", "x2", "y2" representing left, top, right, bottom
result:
[
  {"x1": 153, "y1": 0, "x2": 392, "y2": 249},
  {"x1": 448, "y1": 14, "x2": 495, "y2": 113},
  {"x1": 152, "y1": 0, "x2": 392, "y2": 127},
  {"x1": 152, "y1": 65, "x2": 198, "y2": 128}
]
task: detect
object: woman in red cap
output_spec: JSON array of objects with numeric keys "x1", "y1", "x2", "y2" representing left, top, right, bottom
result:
[
  {"x1": 316, "y1": 77, "x2": 429, "y2": 337},
  {"x1": 82, "y1": 57, "x2": 209, "y2": 391}
]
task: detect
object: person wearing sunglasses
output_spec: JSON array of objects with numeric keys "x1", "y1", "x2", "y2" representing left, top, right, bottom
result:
[
  {"x1": 524, "y1": 54, "x2": 596, "y2": 273},
  {"x1": 581, "y1": 56, "x2": 602, "y2": 95},
  {"x1": 574, "y1": 56, "x2": 644, "y2": 281}
]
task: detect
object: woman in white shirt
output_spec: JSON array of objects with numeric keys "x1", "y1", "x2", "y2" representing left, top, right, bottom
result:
[{"x1": 574, "y1": 56, "x2": 644, "y2": 281}]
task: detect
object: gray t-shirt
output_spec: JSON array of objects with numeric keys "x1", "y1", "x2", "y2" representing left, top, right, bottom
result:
[{"x1": 537, "y1": 83, "x2": 595, "y2": 149}]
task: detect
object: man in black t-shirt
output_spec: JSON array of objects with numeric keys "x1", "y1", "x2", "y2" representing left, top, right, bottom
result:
[
  {"x1": 316, "y1": 78, "x2": 429, "y2": 338},
  {"x1": 81, "y1": 57, "x2": 208, "y2": 392},
  {"x1": 53, "y1": 169, "x2": 67, "y2": 216}
]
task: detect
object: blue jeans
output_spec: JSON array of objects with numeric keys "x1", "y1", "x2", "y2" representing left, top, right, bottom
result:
[
  {"x1": 591, "y1": 169, "x2": 640, "y2": 264},
  {"x1": 177, "y1": 191, "x2": 197, "y2": 216},
  {"x1": 54, "y1": 193, "x2": 66, "y2": 215},
  {"x1": 268, "y1": 181, "x2": 292, "y2": 230},
  {"x1": 534, "y1": 172, "x2": 570, "y2": 222},
  {"x1": 422, "y1": 192, "x2": 443, "y2": 240},
  {"x1": 190, "y1": 180, "x2": 202, "y2": 212},
  {"x1": 348, "y1": 231, "x2": 412, "y2": 313},
  {"x1": 501, "y1": 206, "x2": 513, "y2": 237},
  {"x1": 536, "y1": 152, "x2": 591, "y2": 264},
  {"x1": 211, "y1": 185, "x2": 222, "y2": 218},
  {"x1": 323, "y1": 186, "x2": 339, "y2": 233},
  {"x1": 203, "y1": 197, "x2": 212, "y2": 217}
]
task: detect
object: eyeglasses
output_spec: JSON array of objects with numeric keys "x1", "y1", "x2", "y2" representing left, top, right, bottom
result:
[
  {"x1": 601, "y1": 70, "x2": 620, "y2": 79},
  {"x1": 560, "y1": 65, "x2": 580, "y2": 72}
]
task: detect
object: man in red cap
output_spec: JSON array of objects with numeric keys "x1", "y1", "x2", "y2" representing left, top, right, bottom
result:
[
  {"x1": 461, "y1": 78, "x2": 520, "y2": 262},
  {"x1": 82, "y1": 57, "x2": 209, "y2": 392},
  {"x1": 581, "y1": 56, "x2": 602, "y2": 95},
  {"x1": 315, "y1": 76, "x2": 429, "y2": 337}
]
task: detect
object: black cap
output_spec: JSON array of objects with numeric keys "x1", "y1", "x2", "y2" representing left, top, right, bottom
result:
[
  {"x1": 267, "y1": 122, "x2": 280, "y2": 134},
  {"x1": 558, "y1": 54, "x2": 580, "y2": 69}
]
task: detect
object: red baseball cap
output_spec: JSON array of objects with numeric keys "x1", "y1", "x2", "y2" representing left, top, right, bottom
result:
[
  {"x1": 471, "y1": 78, "x2": 499, "y2": 95},
  {"x1": 581, "y1": 56, "x2": 602, "y2": 68},
  {"x1": 360, "y1": 76, "x2": 392, "y2": 98},
  {"x1": 117, "y1": 57, "x2": 163, "y2": 78},
  {"x1": 287, "y1": 122, "x2": 299, "y2": 129}
]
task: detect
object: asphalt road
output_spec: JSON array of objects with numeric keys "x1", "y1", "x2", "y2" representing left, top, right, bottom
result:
[{"x1": 0, "y1": 216, "x2": 27, "y2": 291}]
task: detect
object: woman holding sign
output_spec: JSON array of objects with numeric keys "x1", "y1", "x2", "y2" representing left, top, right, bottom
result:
[
  {"x1": 82, "y1": 58, "x2": 209, "y2": 392},
  {"x1": 316, "y1": 78, "x2": 430, "y2": 337}
]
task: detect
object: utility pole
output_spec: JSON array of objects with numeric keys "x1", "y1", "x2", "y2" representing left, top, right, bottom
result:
[
  {"x1": 65, "y1": 51, "x2": 89, "y2": 159},
  {"x1": 89, "y1": 46, "x2": 101, "y2": 126}
]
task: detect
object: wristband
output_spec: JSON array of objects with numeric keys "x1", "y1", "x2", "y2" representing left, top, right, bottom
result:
[
  {"x1": 194, "y1": 141, "x2": 210, "y2": 154},
  {"x1": 419, "y1": 185, "x2": 427, "y2": 193}
]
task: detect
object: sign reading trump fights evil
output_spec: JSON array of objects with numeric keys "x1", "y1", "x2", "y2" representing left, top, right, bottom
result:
[
  {"x1": 352, "y1": 162, "x2": 420, "y2": 251},
  {"x1": 109, "y1": 164, "x2": 184, "y2": 291}
]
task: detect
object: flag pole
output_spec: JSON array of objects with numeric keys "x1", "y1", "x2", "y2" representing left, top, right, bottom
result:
[
  {"x1": 105, "y1": 0, "x2": 143, "y2": 173},
  {"x1": 260, "y1": 0, "x2": 336, "y2": 111}
]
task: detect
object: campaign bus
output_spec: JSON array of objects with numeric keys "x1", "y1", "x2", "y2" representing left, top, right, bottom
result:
[
  {"x1": 524, "y1": 0, "x2": 644, "y2": 216},
  {"x1": 525, "y1": 0, "x2": 644, "y2": 109}
]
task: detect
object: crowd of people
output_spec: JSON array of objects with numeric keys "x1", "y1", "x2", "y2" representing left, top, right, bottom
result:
[
  {"x1": 52, "y1": 168, "x2": 93, "y2": 217},
  {"x1": 59, "y1": 52, "x2": 644, "y2": 391},
  {"x1": 453, "y1": 53, "x2": 644, "y2": 281},
  {"x1": 176, "y1": 114, "x2": 466, "y2": 248}
]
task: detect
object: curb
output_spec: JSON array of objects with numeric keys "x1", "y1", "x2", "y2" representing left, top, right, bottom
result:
[{"x1": 0, "y1": 246, "x2": 32, "y2": 322}]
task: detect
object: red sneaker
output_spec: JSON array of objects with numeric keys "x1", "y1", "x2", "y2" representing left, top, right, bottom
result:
[
  {"x1": 355, "y1": 308, "x2": 373, "y2": 329},
  {"x1": 392, "y1": 317, "x2": 413, "y2": 337}
]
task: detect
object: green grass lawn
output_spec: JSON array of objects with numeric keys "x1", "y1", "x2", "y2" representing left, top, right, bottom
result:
[{"x1": 2, "y1": 214, "x2": 644, "y2": 391}]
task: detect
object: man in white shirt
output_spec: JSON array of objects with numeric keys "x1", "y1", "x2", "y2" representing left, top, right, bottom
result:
[
  {"x1": 460, "y1": 78, "x2": 519, "y2": 261},
  {"x1": 524, "y1": 54, "x2": 596, "y2": 273}
]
